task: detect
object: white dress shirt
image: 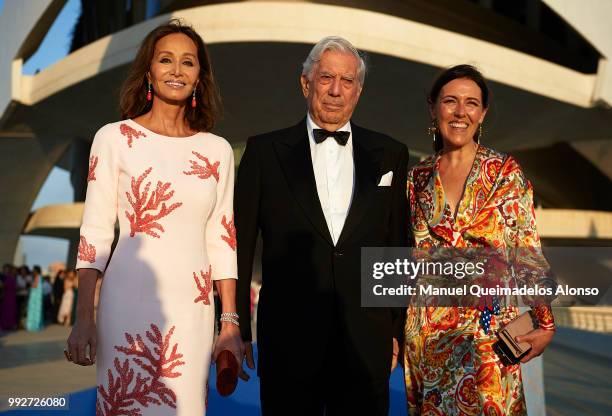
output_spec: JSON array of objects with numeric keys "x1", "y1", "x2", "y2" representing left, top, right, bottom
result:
[{"x1": 307, "y1": 114, "x2": 355, "y2": 245}]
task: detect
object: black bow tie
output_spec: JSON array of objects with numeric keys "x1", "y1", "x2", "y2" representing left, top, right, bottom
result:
[{"x1": 313, "y1": 129, "x2": 350, "y2": 146}]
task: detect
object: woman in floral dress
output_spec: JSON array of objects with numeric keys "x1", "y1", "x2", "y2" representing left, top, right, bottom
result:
[
  {"x1": 404, "y1": 65, "x2": 556, "y2": 415},
  {"x1": 66, "y1": 20, "x2": 243, "y2": 415}
]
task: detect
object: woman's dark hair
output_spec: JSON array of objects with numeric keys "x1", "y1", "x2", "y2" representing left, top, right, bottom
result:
[
  {"x1": 119, "y1": 19, "x2": 222, "y2": 132},
  {"x1": 428, "y1": 64, "x2": 490, "y2": 152}
]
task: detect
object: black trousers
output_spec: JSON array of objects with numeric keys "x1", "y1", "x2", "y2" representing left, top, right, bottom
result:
[
  {"x1": 259, "y1": 322, "x2": 390, "y2": 416},
  {"x1": 260, "y1": 371, "x2": 389, "y2": 416},
  {"x1": 260, "y1": 370, "x2": 389, "y2": 416}
]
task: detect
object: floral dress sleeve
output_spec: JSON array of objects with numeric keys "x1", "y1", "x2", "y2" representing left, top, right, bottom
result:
[
  {"x1": 205, "y1": 140, "x2": 238, "y2": 281},
  {"x1": 76, "y1": 125, "x2": 119, "y2": 273},
  {"x1": 504, "y1": 157, "x2": 556, "y2": 330}
]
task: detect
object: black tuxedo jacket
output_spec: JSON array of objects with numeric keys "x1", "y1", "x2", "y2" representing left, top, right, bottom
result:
[{"x1": 235, "y1": 118, "x2": 409, "y2": 381}]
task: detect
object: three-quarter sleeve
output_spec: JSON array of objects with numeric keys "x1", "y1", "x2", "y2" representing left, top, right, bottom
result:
[
  {"x1": 506, "y1": 157, "x2": 556, "y2": 330},
  {"x1": 76, "y1": 125, "x2": 119, "y2": 273},
  {"x1": 205, "y1": 141, "x2": 238, "y2": 281}
]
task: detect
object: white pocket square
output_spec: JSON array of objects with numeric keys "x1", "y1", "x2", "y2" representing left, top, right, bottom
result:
[{"x1": 378, "y1": 171, "x2": 393, "y2": 186}]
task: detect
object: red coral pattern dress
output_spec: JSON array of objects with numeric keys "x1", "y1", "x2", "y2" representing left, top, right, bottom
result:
[
  {"x1": 403, "y1": 145, "x2": 555, "y2": 416},
  {"x1": 76, "y1": 120, "x2": 237, "y2": 415}
]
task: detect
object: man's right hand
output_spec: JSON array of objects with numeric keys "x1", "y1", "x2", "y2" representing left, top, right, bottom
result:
[{"x1": 239, "y1": 341, "x2": 256, "y2": 381}]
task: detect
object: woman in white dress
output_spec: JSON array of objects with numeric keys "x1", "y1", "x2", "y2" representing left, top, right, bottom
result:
[
  {"x1": 66, "y1": 20, "x2": 243, "y2": 415},
  {"x1": 57, "y1": 270, "x2": 75, "y2": 326}
]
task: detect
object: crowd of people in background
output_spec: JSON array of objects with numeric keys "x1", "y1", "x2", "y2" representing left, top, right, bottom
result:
[
  {"x1": 0, "y1": 263, "x2": 79, "y2": 332},
  {"x1": 0, "y1": 261, "x2": 261, "y2": 336}
]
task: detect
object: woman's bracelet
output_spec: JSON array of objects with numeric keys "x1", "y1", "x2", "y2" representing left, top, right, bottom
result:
[
  {"x1": 220, "y1": 312, "x2": 239, "y2": 327},
  {"x1": 539, "y1": 323, "x2": 556, "y2": 331}
]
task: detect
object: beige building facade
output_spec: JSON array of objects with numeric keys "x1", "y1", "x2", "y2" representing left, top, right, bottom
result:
[{"x1": 1, "y1": 0, "x2": 611, "y2": 264}]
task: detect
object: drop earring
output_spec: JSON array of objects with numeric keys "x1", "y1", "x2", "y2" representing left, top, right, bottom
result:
[
  {"x1": 428, "y1": 119, "x2": 439, "y2": 151},
  {"x1": 146, "y1": 83, "x2": 152, "y2": 101},
  {"x1": 191, "y1": 88, "x2": 197, "y2": 108}
]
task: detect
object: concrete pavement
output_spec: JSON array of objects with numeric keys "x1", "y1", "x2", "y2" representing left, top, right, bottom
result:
[{"x1": 1, "y1": 325, "x2": 610, "y2": 415}]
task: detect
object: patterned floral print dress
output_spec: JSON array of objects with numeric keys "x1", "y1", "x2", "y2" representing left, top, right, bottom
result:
[
  {"x1": 403, "y1": 145, "x2": 555, "y2": 416},
  {"x1": 75, "y1": 120, "x2": 237, "y2": 416}
]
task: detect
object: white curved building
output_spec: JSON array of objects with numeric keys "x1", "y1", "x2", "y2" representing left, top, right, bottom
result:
[
  {"x1": 1, "y1": 2, "x2": 611, "y2": 415},
  {"x1": 1, "y1": 0, "x2": 611, "y2": 262}
]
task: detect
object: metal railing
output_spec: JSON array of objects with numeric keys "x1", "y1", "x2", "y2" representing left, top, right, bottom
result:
[{"x1": 553, "y1": 306, "x2": 612, "y2": 333}]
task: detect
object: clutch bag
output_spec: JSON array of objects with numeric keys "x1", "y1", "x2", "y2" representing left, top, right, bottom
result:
[
  {"x1": 216, "y1": 350, "x2": 238, "y2": 396},
  {"x1": 492, "y1": 311, "x2": 538, "y2": 366}
]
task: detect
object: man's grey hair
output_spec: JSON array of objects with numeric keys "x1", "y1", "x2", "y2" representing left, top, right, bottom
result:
[{"x1": 302, "y1": 36, "x2": 367, "y2": 85}]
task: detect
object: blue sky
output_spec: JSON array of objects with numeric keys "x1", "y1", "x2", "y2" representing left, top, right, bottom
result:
[
  {"x1": 22, "y1": 0, "x2": 82, "y2": 74},
  {"x1": 5, "y1": 0, "x2": 82, "y2": 269}
]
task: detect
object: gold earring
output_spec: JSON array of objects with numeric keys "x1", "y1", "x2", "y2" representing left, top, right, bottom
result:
[{"x1": 477, "y1": 123, "x2": 483, "y2": 144}]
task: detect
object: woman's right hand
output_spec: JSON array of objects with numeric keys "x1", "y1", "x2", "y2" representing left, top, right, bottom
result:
[
  {"x1": 66, "y1": 268, "x2": 99, "y2": 366},
  {"x1": 66, "y1": 319, "x2": 97, "y2": 366}
]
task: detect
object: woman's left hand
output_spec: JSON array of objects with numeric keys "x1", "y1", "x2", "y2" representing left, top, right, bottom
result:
[
  {"x1": 212, "y1": 323, "x2": 244, "y2": 365},
  {"x1": 515, "y1": 328, "x2": 555, "y2": 363}
]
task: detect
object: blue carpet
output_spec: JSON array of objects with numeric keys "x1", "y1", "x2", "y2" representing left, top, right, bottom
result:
[{"x1": 2, "y1": 344, "x2": 407, "y2": 415}]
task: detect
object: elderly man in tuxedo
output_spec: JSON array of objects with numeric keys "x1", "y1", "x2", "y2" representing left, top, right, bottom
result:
[{"x1": 235, "y1": 36, "x2": 409, "y2": 415}]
